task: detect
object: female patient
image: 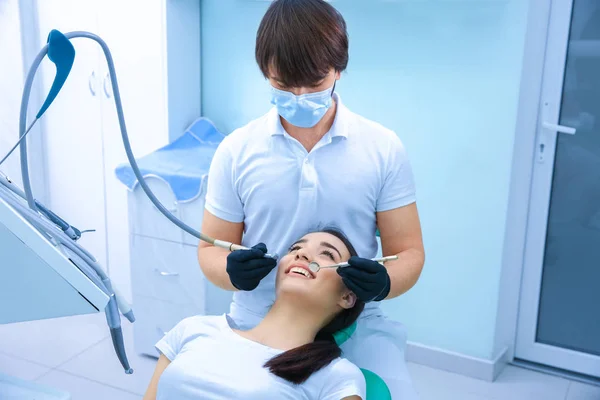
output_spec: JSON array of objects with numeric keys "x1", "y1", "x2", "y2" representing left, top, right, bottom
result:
[{"x1": 143, "y1": 228, "x2": 366, "y2": 400}]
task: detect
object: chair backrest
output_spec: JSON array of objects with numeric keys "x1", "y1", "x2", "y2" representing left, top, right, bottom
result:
[
  {"x1": 333, "y1": 322, "x2": 392, "y2": 400},
  {"x1": 360, "y1": 368, "x2": 392, "y2": 400}
]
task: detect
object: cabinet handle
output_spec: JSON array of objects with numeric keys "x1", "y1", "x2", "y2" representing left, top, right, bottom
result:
[
  {"x1": 88, "y1": 71, "x2": 97, "y2": 96},
  {"x1": 154, "y1": 268, "x2": 179, "y2": 277},
  {"x1": 103, "y1": 72, "x2": 112, "y2": 98}
]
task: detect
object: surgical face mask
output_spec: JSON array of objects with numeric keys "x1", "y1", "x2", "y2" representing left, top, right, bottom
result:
[{"x1": 270, "y1": 82, "x2": 336, "y2": 128}]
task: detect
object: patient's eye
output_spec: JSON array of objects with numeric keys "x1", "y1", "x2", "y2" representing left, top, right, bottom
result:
[
  {"x1": 321, "y1": 250, "x2": 336, "y2": 261},
  {"x1": 288, "y1": 245, "x2": 302, "y2": 253}
]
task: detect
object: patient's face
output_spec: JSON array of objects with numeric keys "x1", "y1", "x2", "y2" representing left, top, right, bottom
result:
[{"x1": 275, "y1": 232, "x2": 353, "y2": 308}]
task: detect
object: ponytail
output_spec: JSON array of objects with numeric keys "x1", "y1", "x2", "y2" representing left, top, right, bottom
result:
[{"x1": 264, "y1": 331, "x2": 341, "y2": 384}]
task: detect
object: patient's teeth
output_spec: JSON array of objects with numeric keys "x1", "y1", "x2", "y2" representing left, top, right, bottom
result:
[{"x1": 290, "y1": 267, "x2": 311, "y2": 278}]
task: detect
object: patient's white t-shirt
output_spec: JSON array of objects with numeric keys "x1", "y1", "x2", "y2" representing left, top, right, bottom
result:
[{"x1": 155, "y1": 315, "x2": 366, "y2": 400}]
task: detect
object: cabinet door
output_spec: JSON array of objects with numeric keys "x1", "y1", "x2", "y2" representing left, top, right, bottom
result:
[
  {"x1": 95, "y1": 0, "x2": 170, "y2": 301},
  {"x1": 35, "y1": 0, "x2": 109, "y2": 268},
  {"x1": 130, "y1": 236, "x2": 206, "y2": 307}
]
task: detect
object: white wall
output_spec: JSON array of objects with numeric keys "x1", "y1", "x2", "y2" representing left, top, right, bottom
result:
[{"x1": 0, "y1": 0, "x2": 25, "y2": 185}]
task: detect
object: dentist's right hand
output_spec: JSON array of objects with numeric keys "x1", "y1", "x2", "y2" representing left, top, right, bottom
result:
[{"x1": 226, "y1": 243, "x2": 277, "y2": 291}]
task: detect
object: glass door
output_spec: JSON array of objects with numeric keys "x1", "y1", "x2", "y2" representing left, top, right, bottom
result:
[{"x1": 516, "y1": 0, "x2": 600, "y2": 378}]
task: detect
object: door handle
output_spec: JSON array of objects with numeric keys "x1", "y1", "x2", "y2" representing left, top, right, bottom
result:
[
  {"x1": 537, "y1": 121, "x2": 577, "y2": 163},
  {"x1": 542, "y1": 122, "x2": 576, "y2": 135}
]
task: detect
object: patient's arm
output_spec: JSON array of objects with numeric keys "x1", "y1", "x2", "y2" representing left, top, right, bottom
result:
[{"x1": 143, "y1": 354, "x2": 171, "y2": 400}]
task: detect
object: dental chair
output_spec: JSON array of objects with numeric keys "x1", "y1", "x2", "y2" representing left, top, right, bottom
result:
[{"x1": 334, "y1": 323, "x2": 392, "y2": 400}]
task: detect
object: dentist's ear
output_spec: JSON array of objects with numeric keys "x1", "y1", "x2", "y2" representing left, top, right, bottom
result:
[{"x1": 339, "y1": 291, "x2": 357, "y2": 309}]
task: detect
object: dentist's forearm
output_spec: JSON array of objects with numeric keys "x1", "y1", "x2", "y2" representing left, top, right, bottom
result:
[
  {"x1": 385, "y1": 247, "x2": 425, "y2": 299},
  {"x1": 198, "y1": 245, "x2": 238, "y2": 291}
]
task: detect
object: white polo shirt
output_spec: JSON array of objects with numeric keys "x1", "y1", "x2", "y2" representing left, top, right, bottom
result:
[{"x1": 205, "y1": 94, "x2": 416, "y2": 327}]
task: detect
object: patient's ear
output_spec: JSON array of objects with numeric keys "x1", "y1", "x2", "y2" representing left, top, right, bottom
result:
[{"x1": 338, "y1": 291, "x2": 357, "y2": 309}]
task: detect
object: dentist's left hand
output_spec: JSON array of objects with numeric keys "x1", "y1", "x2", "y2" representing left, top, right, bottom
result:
[
  {"x1": 226, "y1": 243, "x2": 277, "y2": 291},
  {"x1": 337, "y1": 256, "x2": 391, "y2": 302}
]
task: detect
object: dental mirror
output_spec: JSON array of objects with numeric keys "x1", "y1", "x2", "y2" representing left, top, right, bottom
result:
[{"x1": 308, "y1": 255, "x2": 398, "y2": 273}]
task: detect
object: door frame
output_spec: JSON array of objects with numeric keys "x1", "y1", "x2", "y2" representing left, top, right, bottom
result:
[{"x1": 511, "y1": 0, "x2": 600, "y2": 377}]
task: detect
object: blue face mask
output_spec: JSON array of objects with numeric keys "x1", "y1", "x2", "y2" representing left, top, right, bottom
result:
[{"x1": 270, "y1": 82, "x2": 336, "y2": 128}]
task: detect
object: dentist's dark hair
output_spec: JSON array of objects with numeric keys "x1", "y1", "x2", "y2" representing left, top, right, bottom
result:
[
  {"x1": 264, "y1": 227, "x2": 365, "y2": 384},
  {"x1": 255, "y1": 0, "x2": 349, "y2": 88}
]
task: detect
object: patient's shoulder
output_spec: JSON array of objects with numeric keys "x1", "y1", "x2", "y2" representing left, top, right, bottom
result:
[
  {"x1": 172, "y1": 314, "x2": 227, "y2": 341},
  {"x1": 327, "y1": 358, "x2": 364, "y2": 380},
  {"x1": 306, "y1": 358, "x2": 366, "y2": 400}
]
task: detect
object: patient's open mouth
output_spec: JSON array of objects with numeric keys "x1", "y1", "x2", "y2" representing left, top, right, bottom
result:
[{"x1": 286, "y1": 265, "x2": 315, "y2": 279}]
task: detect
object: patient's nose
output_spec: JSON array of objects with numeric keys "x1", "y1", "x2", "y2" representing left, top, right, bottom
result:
[{"x1": 295, "y1": 249, "x2": 309, "y2": 262}]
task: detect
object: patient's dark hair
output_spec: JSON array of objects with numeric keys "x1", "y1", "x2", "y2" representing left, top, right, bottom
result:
[
  {"x1": 255, "y1": 0, "x2": 349, "y2": 88},
  {"x1": 264, "y1": 227, "x2": 365, "y2": 384}
]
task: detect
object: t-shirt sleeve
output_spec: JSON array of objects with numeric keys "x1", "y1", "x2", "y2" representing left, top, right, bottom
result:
[
  {"x1": 376, "y1": 134, "x2": 417, "y2": 212},
  {"x1": 204, "y1": 138, "x2": 245, "y2": 223},
  {"x1": 155, "y1": 316, "x2": 196, "y2": 361},
  {"x1": 320, "y1": 359, "x2": 367, "y2": 400}
]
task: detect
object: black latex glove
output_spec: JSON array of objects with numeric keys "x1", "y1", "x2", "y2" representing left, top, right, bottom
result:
[
  {"x1": 337, "y1": 256, "x2": 391, "y2": 302},
  {"x1": 226, "y1": 243, "x2": 277, "y2": 291}
]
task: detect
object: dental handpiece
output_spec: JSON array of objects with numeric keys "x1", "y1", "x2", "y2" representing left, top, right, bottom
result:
[
  {"x1": 213, "y1": 239, "x2": 278, "y2": 260},
  {"x1": 308, "y1": 255, "x2": 398, "y2": 273}
]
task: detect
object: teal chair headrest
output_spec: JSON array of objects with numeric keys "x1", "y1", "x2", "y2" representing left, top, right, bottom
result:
[{"x1": 333, "y1": 321, "x2": 357, "y2": 346}]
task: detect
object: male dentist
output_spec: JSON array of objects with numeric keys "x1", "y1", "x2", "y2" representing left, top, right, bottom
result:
[{"x1": 198, "y1": 0, "x2": 424, "y2": 397}]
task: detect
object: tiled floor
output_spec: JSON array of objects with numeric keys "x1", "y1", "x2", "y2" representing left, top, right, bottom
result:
[{"x1": 0, "y1": 313, "x2": 598, "y2": 400}]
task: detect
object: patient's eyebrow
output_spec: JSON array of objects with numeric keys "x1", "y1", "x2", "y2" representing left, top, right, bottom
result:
[
  {"x1": 321, "y1": 241, "x2": 341, "y2": 259},
  {"x1": 288, "y1": 238, "x2": 308, "y2": 249}
]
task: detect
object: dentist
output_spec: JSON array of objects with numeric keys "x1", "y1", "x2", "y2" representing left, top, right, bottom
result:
[{"x1": 197, "y1": 0, "x2": 424, "y2": 398}]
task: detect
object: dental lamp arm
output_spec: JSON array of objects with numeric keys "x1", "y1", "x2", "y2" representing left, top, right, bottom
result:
[
  {"x1": 82, "y1": 30, "x2": 275, "y2": 262},
  {"x1": 17, "y1": 30, "x2": 135, "y2": 373},
  {"x1": 17, "y1": 29, "x2": 273, "y2": 267},
  {"x1": 16, "y1": 28, "x2": 259, "y2": 374}
]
